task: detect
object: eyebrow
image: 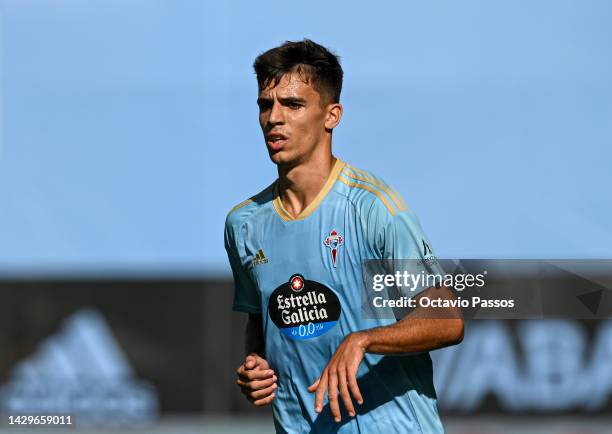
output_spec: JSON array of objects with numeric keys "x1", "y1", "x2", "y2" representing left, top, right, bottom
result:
[
  {"x1": 257, "y1": 96, "x2": 306, "y2": 105},
  {"x1": 279, "y1": 97, "x2": 306, "y2": 104}
]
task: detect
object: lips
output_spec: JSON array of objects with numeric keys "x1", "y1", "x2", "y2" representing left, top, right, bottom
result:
[{"x1": 266, "y1": 133, "x2": 288, "y2": 151}]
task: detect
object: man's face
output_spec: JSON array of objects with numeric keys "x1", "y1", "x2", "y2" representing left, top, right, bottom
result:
[{"x1": 257, "y1": 72, "x2": 331, "y2": 166}]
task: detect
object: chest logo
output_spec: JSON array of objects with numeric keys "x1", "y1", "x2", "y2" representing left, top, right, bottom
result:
[
  {"x1": 268, "y1": 274, "x2": 341, "y2": 340},
  {"x1": 323, "y1": 229, "x2": 343, "y2": 268}
]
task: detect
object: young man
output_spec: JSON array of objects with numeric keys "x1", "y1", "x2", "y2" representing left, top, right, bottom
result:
[{"x1": 225, "y1": 39, "x2": 463, "y2": 433}]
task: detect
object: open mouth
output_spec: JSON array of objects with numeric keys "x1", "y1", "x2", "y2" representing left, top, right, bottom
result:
[{"x1": 266, "y1": 134, "x2": 288, "y2": 150}]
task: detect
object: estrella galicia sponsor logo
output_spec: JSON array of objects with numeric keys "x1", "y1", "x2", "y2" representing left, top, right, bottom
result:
[{"x1": 268, "y1": 274, "x2": 341, "y2": 340}]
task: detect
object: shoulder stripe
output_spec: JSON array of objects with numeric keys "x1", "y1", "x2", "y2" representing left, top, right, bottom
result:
[
  {"x1": 229, "y1": 198, "x2": 253, "y2": 215},
  {"x1": 339, "y1": 174, "x2": 397, "y2": 216},
  {"x1": 343, "y1": 165, "x2": 408, "y2": 211},
  {"x1": 228, "y1": 182, "x2": 275, "y2": 216}
]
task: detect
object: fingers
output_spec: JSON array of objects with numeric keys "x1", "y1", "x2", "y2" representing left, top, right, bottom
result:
[
  {"x1": 245, "y1": 355, "x2": 256, "y2": 370},
  {"x1": 245, "y1": 353, "x2": 270, "y2": 371},
  {"x1": 236, "y1": 362, "x2": 253, "y2": 379},
  {"x1": 328, "y1": 368, "x2": 341, "y2": 422},
  {"x1": 314, "y1": 370, "x2": 329, "y2": 413},
  {"x1": 249, "y1": 382, "x2": 278, "y2": 400},
  {"x1": 237, "y1": 367, "x2": 275, "y2": 382},
  {"x1": 307, "y1": 334, "x2": 367, "y2": 422},
  {"x1": 338, "y1": 369, "x2": 355, "y2": 417},
  {"x1": 310, "y1": 366, "x2": 363, "y2": 422},
  {"x1": 252, "y1": 392, "x2": 276, "y2": 406},
  {"x1": 236, "y1": 356, "x2": 277, "y2": 407},
  {"x1": 238, "y1": 376, "x2": 278, "y2": 406},
  {"x1": 307, "y1": 377, "x2": 320, "y2": 392},
  {"x1": 347, "y1": 365, "x2": 364, "y2": 406},
  {"x1": 237, "y1": 374, "x2": 277, "y2": 390}
]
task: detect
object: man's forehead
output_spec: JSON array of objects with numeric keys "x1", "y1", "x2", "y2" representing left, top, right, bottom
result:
[{"x1": 259, "y1": 72, "x2": 318, "y2": 98}]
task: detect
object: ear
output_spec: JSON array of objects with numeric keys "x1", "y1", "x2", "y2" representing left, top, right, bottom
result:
[{"x1": 324, "y1": 103, "x2": 343, "y2": 130}]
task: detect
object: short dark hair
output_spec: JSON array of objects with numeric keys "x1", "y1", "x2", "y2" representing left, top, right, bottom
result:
[{"x1": 253, "y1": 39, "x2": 343, "y2": 104}]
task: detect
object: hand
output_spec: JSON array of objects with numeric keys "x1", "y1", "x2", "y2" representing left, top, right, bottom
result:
[
  {"x1": 307, "y1": 332, "x2": 367, "y2": 422},
  {"x1": 236, "y1": 353, "x2": 278, "y2": 406}
]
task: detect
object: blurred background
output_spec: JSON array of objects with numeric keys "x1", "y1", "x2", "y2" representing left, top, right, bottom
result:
[{"x1": 0, "y1": 0, "x2": 611, "y2": 433}]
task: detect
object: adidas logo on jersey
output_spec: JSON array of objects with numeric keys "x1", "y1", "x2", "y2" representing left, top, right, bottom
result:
[{"x1": 252, "y1": 249, "x2": 269, "y2": 266}]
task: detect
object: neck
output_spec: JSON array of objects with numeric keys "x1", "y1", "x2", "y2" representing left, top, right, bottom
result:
[{"x1": 277, "y1": 151, "x2": 337, "y2": 218}]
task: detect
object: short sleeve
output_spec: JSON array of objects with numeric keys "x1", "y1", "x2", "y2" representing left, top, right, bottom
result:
[
  {"x1": 224, "y1": 218, "x2": 262, "y2": 314},
  {"x1": 380, "y1": 210, "x2": 438, "y2": 260},
  {"x1": 378, "y1": 208, "x2": 446, "y2": 296}
]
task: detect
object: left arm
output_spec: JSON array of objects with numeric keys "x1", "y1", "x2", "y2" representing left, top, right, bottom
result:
[
  {"x1": 309, "y1": 198, "x2": 463, "y2": 421},
  {"x1": 308, "y1": 285, "x2": 464, "y2": 421},
  {"x1": 359, "y1": 285, "x2": 464, "y2": 354}
]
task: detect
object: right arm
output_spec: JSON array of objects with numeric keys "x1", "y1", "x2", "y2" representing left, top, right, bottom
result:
[
  {"x1": 225, "y1": 211, "x2": 276, "y2": 406},
  {"x1": 236, "y1": 313, "x2": 277, "y2": 406},
  {"x1": 245, "y1": 313, "x2": 265, "y2": 357}
]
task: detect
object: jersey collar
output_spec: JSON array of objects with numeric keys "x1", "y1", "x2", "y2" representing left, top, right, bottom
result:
[{"x1": 272, "y1": 158, "x2": 346, "y2": 221}]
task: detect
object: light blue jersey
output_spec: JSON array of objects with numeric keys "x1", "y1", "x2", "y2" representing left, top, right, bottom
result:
[{"x1": 225, "y1": 158, "x2": 445, "y2": 434}]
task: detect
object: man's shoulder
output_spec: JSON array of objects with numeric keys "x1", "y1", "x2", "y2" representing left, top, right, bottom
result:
[
  {"x1": 336, "y1": 162, "x2": 408, "y2": 219},
  {"x1": 225, "y1": 182, "x2": 275, "y2": 230}
]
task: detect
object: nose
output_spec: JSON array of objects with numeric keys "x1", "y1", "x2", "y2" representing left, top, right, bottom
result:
[{"x1": 268, "y1": 101, "x2": 284, "y2": 125}]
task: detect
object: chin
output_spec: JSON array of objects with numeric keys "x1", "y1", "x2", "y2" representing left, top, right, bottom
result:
[{"x1": 269, "y1": 152, "x2": 293, "y2": 166}]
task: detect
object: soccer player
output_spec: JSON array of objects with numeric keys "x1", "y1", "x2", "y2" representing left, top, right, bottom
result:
[{"x1": 225, "y1": 39, "x2": 463, "y2": 433}]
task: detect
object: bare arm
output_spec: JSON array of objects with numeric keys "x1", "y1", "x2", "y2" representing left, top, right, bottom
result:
[
  {"x1": 360, "y1": 286, "x2": 464, "y2": 354},
  {"x1": 245, "y1": 313, "x2": 266, "y2": 357},
  {"x1": 309, "y1": 286, "x2": 464, "y2": 421}
]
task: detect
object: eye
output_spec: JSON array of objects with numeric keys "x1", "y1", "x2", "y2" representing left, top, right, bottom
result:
[
  {"x1": 288, "y1": 102, "x2": 302, "y2": 110},
  {"x1": 258, "y1": 101, "x2": 271, "y2": 111}
]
